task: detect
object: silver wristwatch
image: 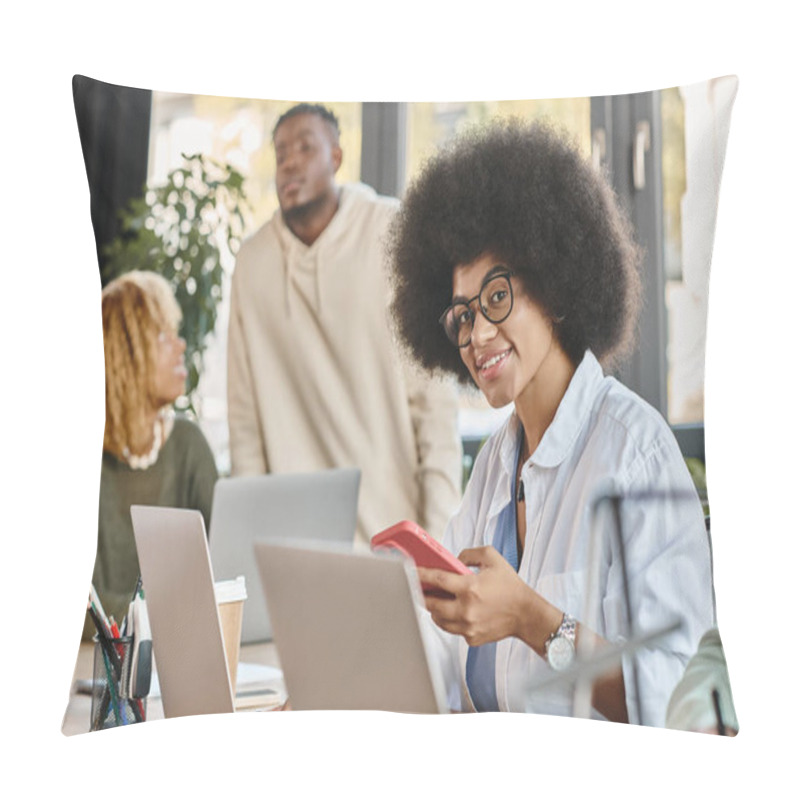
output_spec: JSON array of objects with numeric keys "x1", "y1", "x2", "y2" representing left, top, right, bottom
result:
[{"x1": 545, "y1": 613, "x2": 577, "y2": 671}]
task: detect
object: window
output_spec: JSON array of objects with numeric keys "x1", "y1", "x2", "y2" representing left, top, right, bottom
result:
[
  {"x1": 405, "y1": 99, "x2": 591, "y2": 182},
  {"x1": 144, "y1": 86, "x2": 727, "y2": 472},
  {"x1": 663, "y1": 82, "x2": 733, "y2": 428},
  {"x1": 148, "y1": 94, "x2": 363, "y2": 472},
  {"x1": 589, "y1": 78, "x2": 736, "y2": 463}
]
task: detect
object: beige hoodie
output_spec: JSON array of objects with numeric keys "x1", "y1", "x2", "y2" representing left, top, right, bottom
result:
[{"x1": 227, "y1": 183, "x2": 463, "y2": 546}]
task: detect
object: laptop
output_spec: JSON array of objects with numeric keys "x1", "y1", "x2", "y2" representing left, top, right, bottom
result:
[
  {"x1": 253, "y1": 540, "x2": 449, "y2": 713},
  {"x1": 131, "y1": 505, "x2": 235, "y2": 718},
  {"x1": 209, "y1": 468, "x2": 360, "y2": 644}
]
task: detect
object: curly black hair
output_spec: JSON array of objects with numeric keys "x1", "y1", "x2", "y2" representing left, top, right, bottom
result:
[{"x1": 388, "y1": 117, "x2": 642, "y2": 385}]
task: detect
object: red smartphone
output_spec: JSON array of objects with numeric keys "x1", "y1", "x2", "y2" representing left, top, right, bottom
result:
[{"x1": 371, "y1": 520, "x2": 470, "y2": 595}]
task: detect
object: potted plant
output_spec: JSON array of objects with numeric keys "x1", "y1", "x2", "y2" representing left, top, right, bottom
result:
[{"x1": 103, "y1": 152, "x2": 249, "y2": 413}]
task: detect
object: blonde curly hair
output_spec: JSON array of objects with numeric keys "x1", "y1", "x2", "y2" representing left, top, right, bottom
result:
[{"x1": 101, "y1": 271, "x2": 182, "y2": 459}]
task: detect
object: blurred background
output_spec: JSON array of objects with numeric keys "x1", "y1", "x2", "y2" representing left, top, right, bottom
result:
[{"x1": 74, "y1": 77, "x2": 737, "y2": 506}]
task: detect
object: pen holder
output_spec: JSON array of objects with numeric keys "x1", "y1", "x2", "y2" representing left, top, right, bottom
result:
[{"x1": 90, "y1": 635, "x2": 147, "y2": 731}]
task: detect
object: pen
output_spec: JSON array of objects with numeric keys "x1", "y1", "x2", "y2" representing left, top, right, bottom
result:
[
  {"x1": 89, "y1": 585, "x2": 110, "y2": 628},
  {"x1": 711, "y1": 688, "x2": 725, "y2": 736},
  {"x1": 88, "y1": 597, "x2": 114, "y2": 643},
  {"x1": 87, "y1": 604, "x2": 121, "y2": 680},
  {"x1": 100, "y1": 646, "x2": 124, "y2": 726},
  {"x1": 109, "y1": 617, "x2": 125, "y2": 660},
  {"x1": 92, "y1": 684, "x2": 110, "y2": 731},
  {"x1": 127, "y1": 695, "x2": 144, "y2": 723}
]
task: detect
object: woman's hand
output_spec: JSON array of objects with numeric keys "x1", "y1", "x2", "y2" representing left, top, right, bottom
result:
[
  {"x1": 420, "y1": 546, "x2": 628, "y2": 721},
  {"x1": 418, "y1": 545, "x2": 555, "y2": 647}
]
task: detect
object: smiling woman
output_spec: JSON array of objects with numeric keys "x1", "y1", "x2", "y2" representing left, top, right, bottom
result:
[
  {"x1": 448, "y1": 259, "x2": 573, "y2": 418},
  {"x1": 388, "y1": 118, "x2": 715, "y2": 726},
  {"x1": 84, "y1": 271, "x2": 218, "y2": 637}
]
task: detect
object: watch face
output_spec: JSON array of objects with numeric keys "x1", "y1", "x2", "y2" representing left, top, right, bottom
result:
[{"x1": 547, "y1": 635, "x2": 575, "y2": 671}]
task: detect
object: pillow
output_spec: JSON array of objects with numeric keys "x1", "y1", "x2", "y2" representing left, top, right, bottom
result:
[{"x1": 66, "y1": 73, "x2": 738, "y2": 736}]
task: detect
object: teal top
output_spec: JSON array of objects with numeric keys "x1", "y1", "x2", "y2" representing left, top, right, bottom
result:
[{"x1": 84, "y1": 416, "x2": 218, "y2": 638}]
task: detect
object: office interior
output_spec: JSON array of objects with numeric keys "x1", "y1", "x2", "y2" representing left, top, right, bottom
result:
[{"x1": 65, "y1": 75, "x2": 734, "y2": 734}]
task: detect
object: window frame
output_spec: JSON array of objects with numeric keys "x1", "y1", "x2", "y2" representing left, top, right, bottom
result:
[{"x1": 361, "y1": 99, "x2": 705, "y2": 462}]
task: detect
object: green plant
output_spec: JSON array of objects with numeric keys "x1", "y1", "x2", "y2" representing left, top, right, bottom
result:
[{"x1": 103, "y1": 152, "x2": 248, "y2": 413}]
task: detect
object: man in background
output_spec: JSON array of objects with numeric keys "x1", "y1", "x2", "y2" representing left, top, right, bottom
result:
[{"x1": 227, "y1": 103, "x2": 462, "y2": 546}]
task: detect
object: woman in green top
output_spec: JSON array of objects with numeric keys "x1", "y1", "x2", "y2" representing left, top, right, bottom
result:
[{"x1": 85, "y1": 271, "x2": 218, "y2": 637}]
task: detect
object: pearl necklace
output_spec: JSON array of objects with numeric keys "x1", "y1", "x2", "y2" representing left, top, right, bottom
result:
[{"x1": 122, "y1": 411, "x2": 173, "y2": 470}]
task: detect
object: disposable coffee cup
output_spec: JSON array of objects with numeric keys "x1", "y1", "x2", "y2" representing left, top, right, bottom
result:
[{"x1": 214, "y1": 576, "x2": 247, "y2": 691}]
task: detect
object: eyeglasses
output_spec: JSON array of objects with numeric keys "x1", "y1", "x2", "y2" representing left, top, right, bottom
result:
[{"x1": 438, "y1": 270, "x2": 514, "y2": 348}]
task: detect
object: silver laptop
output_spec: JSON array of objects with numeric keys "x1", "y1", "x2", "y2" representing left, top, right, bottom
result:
[
  {"x1": 209, "y1": 469, "x2": 360, "y2": 644},
  {"x1": 253, "y1": 540, "x2": 448, "y2": 713},
  {"x1": 131, "y1": 505, "x2": 235, "y2": 718}
]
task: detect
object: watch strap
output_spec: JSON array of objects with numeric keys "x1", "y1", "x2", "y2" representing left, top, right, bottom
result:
[{"x1": 545, "y1": 613, "x2": 577, "y2": 670}]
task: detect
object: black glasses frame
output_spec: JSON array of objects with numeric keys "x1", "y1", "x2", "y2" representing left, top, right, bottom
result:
[{"x1": 438, "y1": 270, "x2": 514, "y2": 348}]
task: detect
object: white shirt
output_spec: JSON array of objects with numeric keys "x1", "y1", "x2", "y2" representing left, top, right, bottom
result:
[{"x1": 430, "y1": 351, "x2": 714, "y2": 726}]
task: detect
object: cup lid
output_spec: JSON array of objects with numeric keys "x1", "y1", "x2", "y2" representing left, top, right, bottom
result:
[{"x1": 214, "y1": 575, "x2": 247, "y2": 603}]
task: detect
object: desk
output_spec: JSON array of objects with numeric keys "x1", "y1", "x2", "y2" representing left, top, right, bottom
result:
[{"x1": 61, "y1": 640, "x2": 286, "y2": 736}]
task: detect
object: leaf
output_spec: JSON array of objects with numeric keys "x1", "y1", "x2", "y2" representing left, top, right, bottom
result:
[{"x1": 103, "y1": 152, "x2": 248, "y2": 411}]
